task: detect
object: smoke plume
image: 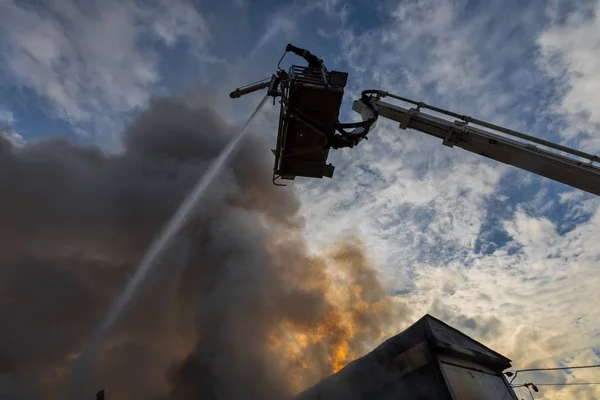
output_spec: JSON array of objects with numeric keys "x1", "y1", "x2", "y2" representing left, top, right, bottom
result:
[{"x1": 0, "y1": 95, "x2": 409, "y2": 399}]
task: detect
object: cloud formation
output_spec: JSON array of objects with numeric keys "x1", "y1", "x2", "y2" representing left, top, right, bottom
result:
[
  {"x1": 0, "y1": 0, "x2": 210, "y2": 144},
  {"x1": 0, "y1": 108, "x2": 24, "y2": 147},
  {"x1": 537, "y1": 0, "x2": 600, "y2": 150}
]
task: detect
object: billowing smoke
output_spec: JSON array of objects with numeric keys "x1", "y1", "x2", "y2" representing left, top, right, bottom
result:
[{"x1": 0, "y1": 95, "x2": 409, "y2": 399}]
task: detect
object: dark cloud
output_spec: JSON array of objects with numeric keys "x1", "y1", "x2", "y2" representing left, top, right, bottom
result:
[{"x1": 0, "y1": 95, "x2": 406, "y2": 399}]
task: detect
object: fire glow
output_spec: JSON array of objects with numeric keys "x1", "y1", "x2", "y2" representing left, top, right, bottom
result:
[{"x1": 264, "y1": 235, "x2": 404, "y2": 394}]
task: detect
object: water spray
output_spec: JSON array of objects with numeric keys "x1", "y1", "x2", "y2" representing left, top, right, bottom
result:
[{"x1": 64, "y1": 96, "x2": 270, "y2": 399}]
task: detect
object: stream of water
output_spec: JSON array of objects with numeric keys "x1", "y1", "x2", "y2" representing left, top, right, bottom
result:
[{"x1": 64, "y1": 95, "x2": 270, "y2": 399}]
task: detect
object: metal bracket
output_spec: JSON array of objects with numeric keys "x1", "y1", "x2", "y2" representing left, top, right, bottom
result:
[
  {"x1": 273, "y1": 174, "x2": 287, "y2": 186},
  {"x1": 443, "y1": 123, "x2": 467, "y2": 148},
  {"x1": 399, "y1": 108, "x2": 419, "y2": 130},
  {"x1": 442, "y1": 120, "x2": 468, "y2": 147},
  {"x1": 443, "y1": 131, "x2": 455, "y2": 147},
  {"x1": 282, "y1": 100, "x2": 330, "y2": 139}
]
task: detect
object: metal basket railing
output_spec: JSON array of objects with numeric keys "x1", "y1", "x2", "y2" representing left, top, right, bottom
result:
[{"x1": 289, "y1": 65, "x2": 329, "y2": 86}]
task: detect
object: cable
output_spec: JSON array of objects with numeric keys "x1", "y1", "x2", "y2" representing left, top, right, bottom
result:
[
  {"x1": 513, "y1": 383, "x2": 600, "y2": 387},
  {"x1": 238, "y1": 77, "x2": 271, "y2": 89},
  {"x1": 506, "y1": 364, "x2": 600, "y2": 384},
  {"x1": 512, "y1": 364, "x2": 600, "y2": 373},
  {"x1": 333, "y1": 90, "x2": 380, "y2": 140},
  {"x1": 525, "y1": 386, "x2": 534, "y2": 400},
  {"x1": 511, "y1": 381, "x2": 600, "y2": 399}
]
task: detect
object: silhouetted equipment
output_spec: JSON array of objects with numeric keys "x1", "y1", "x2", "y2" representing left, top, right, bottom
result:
[
  {"x1": 272, "y1": 66, "x2": 348, "y2": 181},
  {"x1": 230, "y1": 45, "x2": 600, "y2": 194},
  {"x1": 295, "y1": 314, "x2": 518, "y2": 400},
  {"x1": 96, "y1": 390, "x2": 105, "y2": 400},
  {"x1": 229, "y1": 80, "x2": 271, "y2": 99},
  {"x1": 285, "y1": 43, "x2": 328, "y2": 71},
  {"x1": 229, "y1": 44, "x2": 377, "y2": 185}
]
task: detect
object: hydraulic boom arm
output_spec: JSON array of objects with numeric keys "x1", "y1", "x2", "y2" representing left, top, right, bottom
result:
[
  {"x1": 353, "y1": 92, "x2": 600, "y2": 197},
  {"x1": 228, "y1": 43, "x2": 600, "y2": 192}
]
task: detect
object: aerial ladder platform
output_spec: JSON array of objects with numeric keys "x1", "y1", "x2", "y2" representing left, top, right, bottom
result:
[{"x1": 230, "y1": 44, "x2": 600, "y2": 196}]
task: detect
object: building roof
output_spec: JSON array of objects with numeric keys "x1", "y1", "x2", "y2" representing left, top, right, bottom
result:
[
  {"x1": 296, "y1": 314, "x2": 513, "y2": 400},
  {"x1": 369, "y1": 314, "x2": 512, "y2": 370}
]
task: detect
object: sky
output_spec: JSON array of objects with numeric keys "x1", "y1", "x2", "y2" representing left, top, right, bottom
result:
[{"x1": 1, "y1": 0, "x2": 600, "y2": 398}]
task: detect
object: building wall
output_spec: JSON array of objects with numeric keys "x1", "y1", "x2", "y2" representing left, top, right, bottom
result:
[{"x1": 436, "y1": 354, "x2": 518, "y2": 400}]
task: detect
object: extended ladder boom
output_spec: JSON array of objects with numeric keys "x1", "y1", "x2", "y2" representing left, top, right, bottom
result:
[{"x1": 353, "y1": 95, "x2": 600, "y2": 197}]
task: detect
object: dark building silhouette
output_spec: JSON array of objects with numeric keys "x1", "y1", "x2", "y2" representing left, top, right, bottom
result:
[{"x1": 296, "y1": 314, "x2": 517, "y2": 400}]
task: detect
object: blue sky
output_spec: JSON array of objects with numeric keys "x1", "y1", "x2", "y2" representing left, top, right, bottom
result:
[{"x1": 2, "y1": 0, "x2": 600, "y2": 398}]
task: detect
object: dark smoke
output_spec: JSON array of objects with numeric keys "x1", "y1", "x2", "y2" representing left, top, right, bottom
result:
[{"x1": 0, "y1": 95, "x2": 407, "y2": 399}]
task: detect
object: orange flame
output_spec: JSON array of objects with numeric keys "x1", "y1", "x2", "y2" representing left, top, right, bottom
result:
[{"x1": 263, "y1": 234, "x2": 408, "y2": 394}]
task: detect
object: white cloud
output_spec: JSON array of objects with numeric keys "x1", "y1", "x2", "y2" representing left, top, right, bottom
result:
[
  {"x1": 254, "y1": 13, "x2": 298, "y2": 50},
  {"x1": 145, "y1": 1, "x2": 210, "y2": 47},
  {"x1": 252, "y1": 0, "x2": 351, "y2": 52},
  {"x1": 296, "y1": 0, "x2": 521, "y2": 281},
  {"x1": 298, "y1": 118, "x2": 505, "y2": 291},
  {"x1": 0, "y1": 109, "x2": 15, "y2": 127},
  {"x1": 537, "y1": 0, "x2": 600, "y2": 147},
  {"x1": 0, "y1": 0, "x2": 211, "y2": 145},
  {"x1": 503, "y1": 209, "x2": 558, "y2": 254},
  {"x1": 0, "y1": 108, "x2": 25, "y2": 147},
  {"x1": 398, "y1": 200, "x2": 600, "y2": 398}
]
